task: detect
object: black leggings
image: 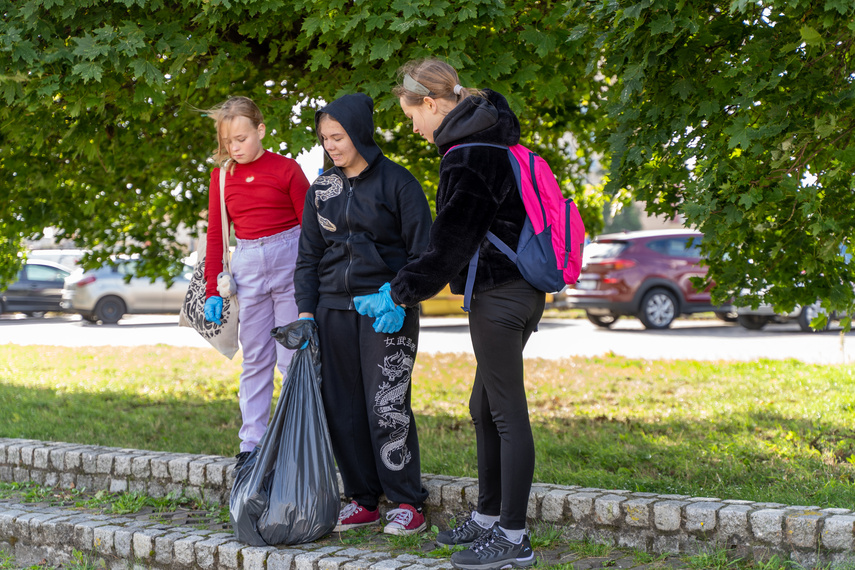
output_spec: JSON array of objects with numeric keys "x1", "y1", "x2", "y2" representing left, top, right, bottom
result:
[{"x1": 468, "y1": 279, "x2": 545, "y2": 530}]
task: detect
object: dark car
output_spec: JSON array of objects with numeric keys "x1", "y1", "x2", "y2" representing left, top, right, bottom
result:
[
  {"x1": 1, "y1": 260, "x2": 72, "y2": 317},
  {"x1": 559, "y1": 229, "x2": 734, "y2": 329}
]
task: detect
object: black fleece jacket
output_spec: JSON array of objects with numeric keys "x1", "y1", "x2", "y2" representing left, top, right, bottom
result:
[
  {"x1": 294, "y1": 93, "x2": 432, "y2": 314},
  {"x1": 390, "y1": 89, "x2": 526, "y2": 307}
]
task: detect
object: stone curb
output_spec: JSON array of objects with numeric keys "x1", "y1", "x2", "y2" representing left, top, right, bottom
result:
[{"x1": 2, "y1": 438, "x2": 855, "y2": 568}]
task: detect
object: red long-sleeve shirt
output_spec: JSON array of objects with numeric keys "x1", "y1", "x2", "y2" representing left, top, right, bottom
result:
[{"x1": 205, "y1": 151, "x2": 310, "y2": 298}]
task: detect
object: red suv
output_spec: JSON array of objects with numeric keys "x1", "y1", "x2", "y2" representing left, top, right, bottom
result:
[{"x1": 560, "y1": 229, "x2": 734, "y2": 329}]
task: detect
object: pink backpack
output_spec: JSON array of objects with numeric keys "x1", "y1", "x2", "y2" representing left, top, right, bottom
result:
[{"x1": 446, "y1": 143, "x2": 586, "y2": 311}]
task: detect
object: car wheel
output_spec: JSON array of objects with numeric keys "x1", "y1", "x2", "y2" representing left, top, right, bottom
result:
[
  {"x1": 737, "y1": 314, "x2": 769, "y2": 330},
  {"x1": 24, "y1": 311, "x2": 46, "y2": 318},
  {"x1": 81, "y1": 313, "x2": 98, "y2": 324},
  {"x1": 94, "y1": 296, "x2": 126, "y2": 325},
  {"x1": 714, "y1": 310, "x2": 739, "y2": 323},
  {"x1": 638, "y1": 288, "x2": 678, "y2": 329},
  {"x1": 797, "y1": 303, "x2": 829, "y2": 333},
  {"x1": 586, "y1": 312, "x2": 620, "y2": 328}
]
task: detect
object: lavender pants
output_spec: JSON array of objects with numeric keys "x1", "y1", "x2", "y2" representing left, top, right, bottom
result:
[{"x1": 231, "y1": 226, "x2": 301, "y2": 452}]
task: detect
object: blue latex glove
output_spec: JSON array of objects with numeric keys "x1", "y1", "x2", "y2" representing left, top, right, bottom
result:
[
  {"x1": 204, "y1": 296, "x2": 223, "y2": 325},
  {"x1": 298, "y1": 316, "x2": 314, "y2": 348},
  {"x1": 373, "y1": 305, "x2": 405, "y2": 334},
  {"x1": 354, "y1": 282, "x2": 397, "y2": 318}
]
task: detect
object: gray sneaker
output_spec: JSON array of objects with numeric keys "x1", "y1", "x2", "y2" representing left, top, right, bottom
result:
[
  {"x1": 451, "y1": 526, "x2": 535, "y2": 570},
  {"x1": 436, "y1": 514, "x2": 493, "y2": 546}
]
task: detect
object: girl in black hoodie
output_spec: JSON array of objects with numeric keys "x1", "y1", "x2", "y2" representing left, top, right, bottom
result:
[
  {"x1": 294, "y1": 93, "x2": 432, "y2": 536},
  {"x1": 360, "y1": 60, "x2": 543, "y2": 569}
]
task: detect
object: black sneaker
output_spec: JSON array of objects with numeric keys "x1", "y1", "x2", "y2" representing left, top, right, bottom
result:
[
  {"x1": 451, "y1": 526, "x2": 536, "y2": 570},
  {"x1": 233, "y1": 451, "x2": 251, "y2": 474},
  {"x1": 437, "y1": 514, "x2": 493, "y2": 546}
]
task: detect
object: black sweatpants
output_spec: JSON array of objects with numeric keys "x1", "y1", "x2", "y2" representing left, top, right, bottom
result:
[
  {"x1": 316, "y1": 306, "x2": 429, "y2": 510},
  {"x1": 468, "y1": 279, "x2": 545, "y2": 530}
]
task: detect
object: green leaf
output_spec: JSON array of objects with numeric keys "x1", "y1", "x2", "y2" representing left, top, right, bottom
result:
[
  {"x1": 71, "y1": 61, "x2": 104, "y2": 83},
  {"x1": 800, "y1": 26, "x2": 823, "y2": 47},
  {"x1": 368, "y1": 37, "x2": 402, "y2": 61}
]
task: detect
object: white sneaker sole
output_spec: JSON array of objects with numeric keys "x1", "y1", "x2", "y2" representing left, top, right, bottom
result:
[
  {"x1": 383, "y1": 520, "x2": 427, "y2": 536},
  {"x1": 334, "y1": 519, "x2": 380, "y2": 532}
]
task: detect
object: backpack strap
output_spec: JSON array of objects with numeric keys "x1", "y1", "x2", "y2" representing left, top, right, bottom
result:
[{"x1": 445, "y1": 143, "x2": 517, "y2": 313}]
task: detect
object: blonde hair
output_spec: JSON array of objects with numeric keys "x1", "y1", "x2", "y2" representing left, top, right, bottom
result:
[
  {"x1": 393, "y1": 59, "x2": 484, "y2": 107},
  {"x1": 201, "y1": 96, "x2": 264, "y2": 167}
]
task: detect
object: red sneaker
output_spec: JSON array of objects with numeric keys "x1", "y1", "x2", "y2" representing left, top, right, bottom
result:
[
  {"x1": 334, "y1": 500, "x2": 380, "y2": 532},
  {"x1": 383, "y1": 503, "x2": 426, "y2": 535}
]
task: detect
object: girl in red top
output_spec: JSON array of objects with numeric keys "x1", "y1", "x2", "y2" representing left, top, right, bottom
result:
[{"x1": 202, "y1": 97, "x2": 310, "y2": 470}]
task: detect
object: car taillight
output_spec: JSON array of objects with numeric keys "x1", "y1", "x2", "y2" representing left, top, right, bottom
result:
[
  {"x1": 588, "y1": 259, "x2": 637, "y2": 271},
  {"x1": 76, "y1": 275, "x2": 97, "y2": 287}
]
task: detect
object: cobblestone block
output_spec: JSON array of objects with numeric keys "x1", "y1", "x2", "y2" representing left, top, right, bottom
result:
[
  {"x1": 49, "y1": 448, "x2": 66, "y2": 470},
  {"x1": 242, "y1": 546, "x2": 279, "y2": 569},
  {"x1": 195, "y1": 537, "x2": 232, "y2": 569},
  {"x1": 155, "y1": 531, "x2": 187, "y2": 565},
  {"x1": 44, "y1": 471, "x2": 59, "y2": 487},
  {"x1": 173, "y1": 534, "x2": 207, "y2": 566},
  {"x1": 113, "y1": 525, "x2": 144, "y2": 558},
  {"x1": 93, "y1": 524, "x2": 120, "y2": 556},
  {"x1": 268, "y1": 550, "x2": 297, "y2": 570},
  {"x1": 109, "y1": 478, "x2": 128, "y2": 493},
  {"x1": 440, "y1": 480, "x2": 470, "y2": 513},
  {"x1": 5, "y1": 444, "x2": 22, "y2": 466},
  {"x1": 652, "y1": 533, "x2": 684, "y2": 555},
  {"x1": 0, "y1": 466, "x2": 11, "y2": 482},
  {"x1": 13, "y1": 466, "x2": 29, "y2": 483},
  {"x1": 462, "y1": 481, "x2": 479, "y2": 508},
  {"x1": 169, "y1": 456, "x2": 192, "y2": 482},
  {"x1": 593, "y1": 494, "x2": 626, "y2": 526},
  {"x1": 318, "y1": 555, "x2": 355, "y2": 570},
  {"x1": 623, "y1": 498, "x2": 656, "y2": 528},
  {"x1": 368, "y1": 559, "x2": 409, "y2": 570},
  {"x1": 750, "y1": 509, "x2": 785, "y2": 546},
  {"x1": 821, "y1": 515, "x2": 855, "y2": 551},
  {"x1": 30, "y1": 469, "x2": 46, "y2": 485},
  {"x1": 38, "y1": 515, "x2": 75, "y2": 545},
  {"x1": 824, "y1": 508, "x2": 852, "y2": 515},
  {"x1": 96, "y1": 453, "x2": 116, "y2": 474},
  {"x1": 189, "y1": 460, "x2": 209, "y2": 486},
  {"x1": 218, "y1": 540, "x2": 246, "y2": 569},
  {"x1": 132, "y1": 527, "x2": 168, "y2": 561},
  {"x1": 685, "y1": 502, "x2": 724, "y2": 533},
  {"x1": 784, "y1": 510, "x2": 824, "y2": 549},
  {"x1": 19, "y1": 444, "x2": 35, "y2": 466},
  {"x1": 131, "y1": 456, "x2": 153, "y2": 479},
  {"x1": 526, "y1": 485, "x2": 552, "y2": 520},
  {"x1": 64, "y1": 448, "x2": 83, "y2": 471},
  {"x1": 129, "y1": 479, "x2": 147, "y2": 494},
  {"x1": 542, "y1": 490, "x2": 568, "y2": 523},
  {"x1": 114, "y1": 454, "x2": 135, "y2": 477},
  {"x1": 73, "y1": 519, "x2": 109, "y2": 549},
  {"x1": 206, "y1": 460, "x2": 230, "y2": 487},
  {"x1": 59, "y1": 472, "x2": 76, "y2": 489},
  {"x1": 567, "y1": 492, "x2": 598, "y2": 523},
  {"x1": 422, "y1": 478, "x2": 444, "y2": 508},
  {"x1": 342, "y1": 560, "x2": 374, "y2": 570},
  {"x1": 80, "y1": 451, "x2": 99, "y2": 474},
  {"x1": 653, "y1": 501, "x2": 686, "y2": 532},
  {"x1": 150, "y1": 456, "x2": 171, "y2": 479},
  {"x1": 33, "y1": 447, "x2": 51, "y2": 469},
  {"x1": 717, "y1": 505, "x2": 752, "y2": 542}
]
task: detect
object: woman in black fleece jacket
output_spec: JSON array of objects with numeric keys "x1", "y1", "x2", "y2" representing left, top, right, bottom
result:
[{"x1": 390, "y1": 60, "x2": 543, "y2": 569}]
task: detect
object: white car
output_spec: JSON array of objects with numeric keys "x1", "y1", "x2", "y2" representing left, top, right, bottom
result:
[{"x1": 62, "y1": 258, "x2": 192, "y2": 324}]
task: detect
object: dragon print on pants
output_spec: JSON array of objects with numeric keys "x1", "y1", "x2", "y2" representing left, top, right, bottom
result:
[
  {"x1": 313, "y1": 175, "x2": 342, "y2": 232},
  {"x1": 374, "y1": 348, "x2": 415, "y2": 472}
]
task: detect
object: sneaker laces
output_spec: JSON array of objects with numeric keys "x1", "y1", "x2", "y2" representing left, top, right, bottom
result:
[
  {"x1": 385, "y1": 507, "x2": 414, "y2": 526},
  {"x1": 471, "y1": 526, "x2": 498, "y2": 553},
  {"x1": 452, "y1": 515, "x2": 479, "y2": 538},
  {"x1": 339, "y1": 502, "x2": 361, "y2": 521}
]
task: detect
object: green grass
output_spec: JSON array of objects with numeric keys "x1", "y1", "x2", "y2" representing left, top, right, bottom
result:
[{"x1": 1, "y1": 344, "x2": 855, "y2": 509}]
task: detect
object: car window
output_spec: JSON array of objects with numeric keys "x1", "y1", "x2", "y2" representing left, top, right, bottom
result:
[
  {"x1": 646, "y1": 237, "x2": 701, "y2": 258},
  {"x1": 26, "y1": 265, "x2": 68, "y2": 282},
  {"x1": 586, "y1": 241, "x2": 629, "y2": 259}
]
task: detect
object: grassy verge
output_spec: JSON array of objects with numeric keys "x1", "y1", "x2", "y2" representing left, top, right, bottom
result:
[{"x1": 1, "y1": 345, "x2": 854, "y2": 509}]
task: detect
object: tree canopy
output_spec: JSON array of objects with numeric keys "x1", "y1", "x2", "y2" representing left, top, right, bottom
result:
[{"x1": 3, "y1": 0, "x2": 855, "y2": 320}]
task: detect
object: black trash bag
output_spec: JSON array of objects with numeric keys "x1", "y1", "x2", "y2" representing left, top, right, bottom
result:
[{"x1": 229, "y1": 318, "x2": 338, "y2": 546}]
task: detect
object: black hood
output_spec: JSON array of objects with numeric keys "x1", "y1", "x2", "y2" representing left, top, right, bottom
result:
[
  {"x1": 314, "y1": 93, "x2": 383, "y2": 169},
  {"x1": 434, "y1": 89, "x2": 520, "y2": 154}
]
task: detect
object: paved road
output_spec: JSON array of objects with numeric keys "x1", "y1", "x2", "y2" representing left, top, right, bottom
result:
[{"x1": 1, "y1": 313, "x2": 852, "y2": 364}]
